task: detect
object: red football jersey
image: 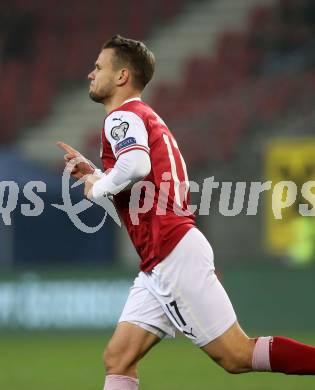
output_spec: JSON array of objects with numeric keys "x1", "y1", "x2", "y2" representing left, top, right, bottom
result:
[{"x1": 101, "y1": 98, "x2": 196, "y2": 271}]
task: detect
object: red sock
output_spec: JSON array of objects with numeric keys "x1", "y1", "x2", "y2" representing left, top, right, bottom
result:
[{"x1": 270, "y1": 336, "x2": 315, "y2": 375}]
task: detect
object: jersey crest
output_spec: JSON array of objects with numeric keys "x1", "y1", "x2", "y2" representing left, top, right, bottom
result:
[{"x1": 110, "y1": 122, "x2": 129, "y2": 141}]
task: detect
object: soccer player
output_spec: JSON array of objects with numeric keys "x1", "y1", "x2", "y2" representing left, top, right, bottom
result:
[{"x1": 58, "y1": 35, "x2": 315, "y2": 389}]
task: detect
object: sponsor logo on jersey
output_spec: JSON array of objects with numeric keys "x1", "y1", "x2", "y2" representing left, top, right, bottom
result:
[
  {"x1": 110, "y1": 121, "x2": 129, "y2": 141},
  {"x1": 115, "y1": 137, "x2": 137, "y2": 153}
]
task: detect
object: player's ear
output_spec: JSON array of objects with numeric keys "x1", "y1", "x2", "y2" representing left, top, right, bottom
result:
[{"x1": 116, "y1": 68, "x2": 129, "y2": 86}]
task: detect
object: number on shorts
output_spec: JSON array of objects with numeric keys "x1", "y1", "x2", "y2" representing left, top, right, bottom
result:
[{"x1": 166, "y1": 300, "x2": 187, "y2": 327}]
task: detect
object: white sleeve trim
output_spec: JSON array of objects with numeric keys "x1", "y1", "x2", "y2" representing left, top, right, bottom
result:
[{"x1": 116, "y1": 144, "x2": 150, "y2": 158}]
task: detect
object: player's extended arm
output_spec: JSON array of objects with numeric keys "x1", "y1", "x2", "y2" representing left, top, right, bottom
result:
[
  {"x1": 84, "y1": 149, "x2": 151, "y2": 199},
  {"x1": 57, "y1": 141, "x2": 96, "y2": 179}
]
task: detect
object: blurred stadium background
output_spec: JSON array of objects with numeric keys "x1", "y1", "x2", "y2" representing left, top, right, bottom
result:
[{"x1": 1, "y1": 0, "x2": 315, "y2": 388}]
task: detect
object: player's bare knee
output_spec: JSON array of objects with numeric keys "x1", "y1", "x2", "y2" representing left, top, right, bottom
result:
[
  {"x1": 103, "y1": 346, "x2": 123, "y2": 372},
  {"x1": 103, "y1": 346, "x2": 115, "y2": 371},
  {"x1": 103, "y1": 346, "x2": 137, "y2": 375}
]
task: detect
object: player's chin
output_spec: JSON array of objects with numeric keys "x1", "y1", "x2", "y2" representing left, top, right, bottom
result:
[{"x1": 89, "y1": 90, "x2": 104, "y2": 103}]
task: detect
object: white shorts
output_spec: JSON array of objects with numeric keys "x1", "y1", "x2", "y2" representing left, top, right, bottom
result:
[{"x1": 119, "y1": 228, "x2": 237, "y2": 347}]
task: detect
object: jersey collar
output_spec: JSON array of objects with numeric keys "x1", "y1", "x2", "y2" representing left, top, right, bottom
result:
[
  {"x1": 122, "y1": 97, "x2": 142, "y2": 104},
  {"x1": 105, "y1": 97, "x2": 142, "y2": 119}
]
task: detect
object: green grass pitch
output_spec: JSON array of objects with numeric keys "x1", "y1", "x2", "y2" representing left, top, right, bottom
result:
[{"x1": 1, "y1": 330, "x2": 314, "y2": 389}]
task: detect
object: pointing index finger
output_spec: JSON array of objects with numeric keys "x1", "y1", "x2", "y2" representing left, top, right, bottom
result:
[{"x1": 57, "y1": 141, "x2": 78, "y2": 155}]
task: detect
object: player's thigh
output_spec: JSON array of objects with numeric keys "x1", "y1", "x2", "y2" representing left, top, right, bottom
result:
[
  {"x1": 201, "y1": 321, "x2": 255, "y2": 372},
  {"x1": 104, "y1": 321, "x2": 161, "y2": 371}
]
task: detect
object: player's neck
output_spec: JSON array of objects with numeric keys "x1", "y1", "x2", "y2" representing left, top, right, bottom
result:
[{"x1": 104, "y1": 92, "x2": 141, "y2": 114}]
